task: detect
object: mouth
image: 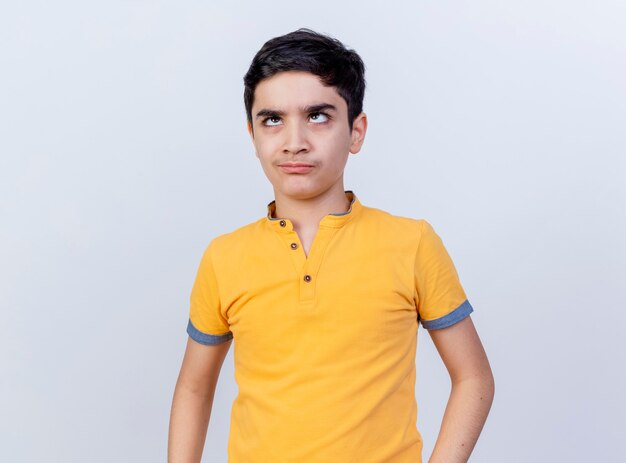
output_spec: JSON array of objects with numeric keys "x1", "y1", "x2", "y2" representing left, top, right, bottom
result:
[
  {"x1": 278, "y1": 163, "x2": 315, "y2": 167},
  {"x1": 278, "y1": 163, "x2": 315, "y2": 174}
]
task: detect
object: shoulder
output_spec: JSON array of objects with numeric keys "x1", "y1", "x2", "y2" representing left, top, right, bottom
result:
[
  {"x1": 205, "y1": 217, "x2": 266, "y2": 255},
  {"x1": 359, "y1": 203, "x2": 427, "y2": 238}
]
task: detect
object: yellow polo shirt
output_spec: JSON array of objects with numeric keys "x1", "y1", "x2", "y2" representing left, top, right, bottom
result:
[{"x1": 187, "y1": 190, "x2": 473, "y2": 462}]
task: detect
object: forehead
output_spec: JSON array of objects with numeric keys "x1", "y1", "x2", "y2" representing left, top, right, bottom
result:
[{"x1": 253, "y1": 71, "x2": 346, "y2": 111}]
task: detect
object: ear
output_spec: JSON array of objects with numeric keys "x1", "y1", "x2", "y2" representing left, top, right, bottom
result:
[
  {"x1": 349, "y1": 112, "x2": 368, "y2": 154},
  {"x1": 247, "y1": 120, "x2": 259, "y2": 158}
]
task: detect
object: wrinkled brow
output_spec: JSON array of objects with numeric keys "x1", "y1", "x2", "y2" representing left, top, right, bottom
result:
[{"x1": 255, "y1": 103, "x2": 337, "y2": 119}]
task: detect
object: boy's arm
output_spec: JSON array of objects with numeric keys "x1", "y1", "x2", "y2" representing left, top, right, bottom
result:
[
  {"x1": 426, "y1": 316, "x2": 495, "y2": 463},
  {"x1": 168, "y1": 337, "x2": 232, "y2": 463}
]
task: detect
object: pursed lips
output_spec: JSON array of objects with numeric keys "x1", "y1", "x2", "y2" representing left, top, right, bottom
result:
[
  {"x1": 278, "y1": 162, "x2": 315, "y2": 167},
  {"x1": 277, "y1": 163, "x2": 315, "y2": 173}
]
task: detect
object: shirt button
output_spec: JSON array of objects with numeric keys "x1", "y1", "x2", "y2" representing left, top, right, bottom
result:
[
  {"x1": 303, "y1": 274, "x2": 312, "y2": 282},
  {"x1": 290, "y1": 242, "x2": 298, "y2": 250},
  {"x1": 279, "y1": 220, "x2": 286, "y2": 227}
]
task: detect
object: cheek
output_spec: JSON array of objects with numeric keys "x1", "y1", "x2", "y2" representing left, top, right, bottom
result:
[
  {"x1": 256, "y1": 137, "x2": 279, "y2": 158},
  {"x1": 254, "y1": 140, "x2": 272, "y2": 161},
  {"x1": 322, "y1": 136, "x2": 351, "y2": 165}
]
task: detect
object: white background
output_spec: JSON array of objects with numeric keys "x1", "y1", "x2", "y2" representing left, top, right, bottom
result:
[{"x1": 1, "y1": 1, "x2": 625, "y2": 461}]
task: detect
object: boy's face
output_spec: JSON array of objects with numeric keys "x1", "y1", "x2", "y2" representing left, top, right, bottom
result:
[{"x1": 247, "y1": 70, "x2": 366, "y2": 202}]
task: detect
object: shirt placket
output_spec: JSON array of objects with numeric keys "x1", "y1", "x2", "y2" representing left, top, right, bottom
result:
[{"x1": 275, "y1": 219, "x2": 336, "y2": 305}]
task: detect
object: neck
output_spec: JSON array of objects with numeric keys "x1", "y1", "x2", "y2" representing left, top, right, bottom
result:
[{"x1": 273, "y1": 185, "x2": 351, "y2": 232}]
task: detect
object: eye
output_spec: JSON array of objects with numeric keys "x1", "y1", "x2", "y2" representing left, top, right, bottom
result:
[
  {"x1": 262, "y1": 116, "x2": 282, "y2": 127},
  {"x1": 310, "y1": 112, "x2": 330, "y2": 124}
]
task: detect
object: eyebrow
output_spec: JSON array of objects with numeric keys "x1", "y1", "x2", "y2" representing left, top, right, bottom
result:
[{"x1": 255, "y1": 103, "x2": 337, "y2": 120}]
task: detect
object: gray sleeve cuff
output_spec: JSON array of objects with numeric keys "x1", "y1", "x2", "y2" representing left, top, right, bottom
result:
[
  {"x1": 420, "y1": 299, "x2": 474, "y2": 330},
  {"x1": 187, "y1": 319, "x2": 233, "y2": 345}
]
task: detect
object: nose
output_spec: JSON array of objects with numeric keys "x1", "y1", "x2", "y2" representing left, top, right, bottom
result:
[{"x1": 282, "y1": 120, "x2": 310, "y2": 155}]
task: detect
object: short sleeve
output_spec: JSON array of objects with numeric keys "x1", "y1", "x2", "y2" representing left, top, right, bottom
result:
[
  {"x1": 414, "y1": 220, "x2": 474, "y2": 330},
  {"x1": 187, "y1": 241, "x2": 233, "y2": 345}
]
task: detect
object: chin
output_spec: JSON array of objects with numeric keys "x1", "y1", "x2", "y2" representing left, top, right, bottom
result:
[{"x1": 276, "y1": 183, "x2": 323, "y2": 200}]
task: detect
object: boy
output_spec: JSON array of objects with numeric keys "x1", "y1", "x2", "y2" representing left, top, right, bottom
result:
[{"x1": 168, "y1": 28, "x2": 494, "y2": 463}]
